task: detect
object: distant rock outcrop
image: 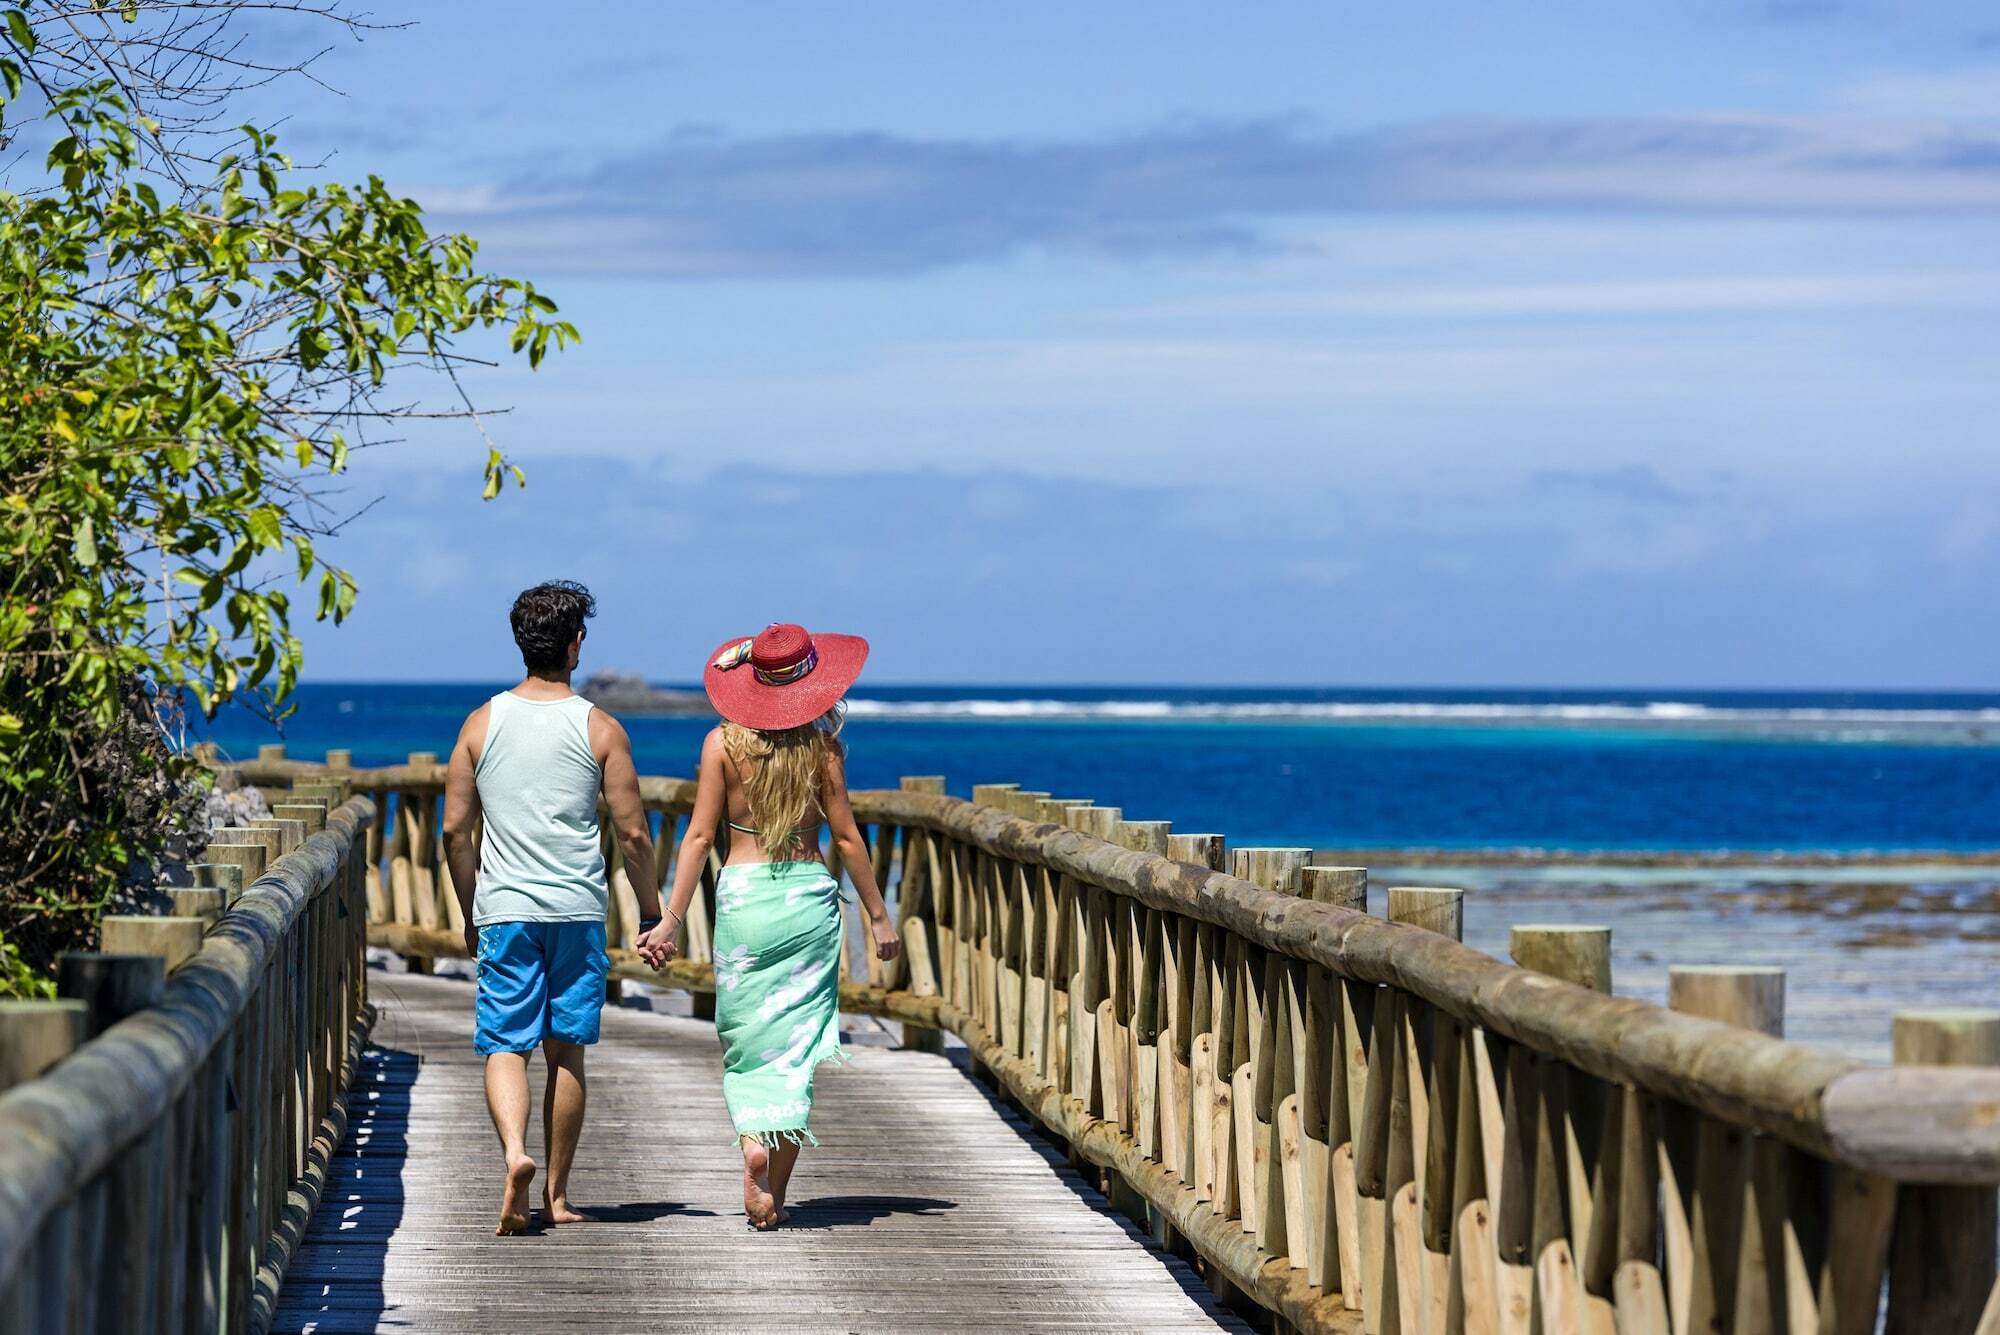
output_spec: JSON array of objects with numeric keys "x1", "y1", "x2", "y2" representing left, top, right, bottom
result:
[{"x1": 580, "y1": 670, "x2": 713, "y2": 716}]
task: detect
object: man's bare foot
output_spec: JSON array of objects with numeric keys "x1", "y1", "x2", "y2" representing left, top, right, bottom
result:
[
  {"x1": 541, "y1": 1191, "x2": 593, "y2": 1225},
  {"x1": 742, "y1": 1140, "x2": 777, "y2": 1229},
  {"x1": 497, "y1": 1154, "x2": 537, "y2": 1235}
]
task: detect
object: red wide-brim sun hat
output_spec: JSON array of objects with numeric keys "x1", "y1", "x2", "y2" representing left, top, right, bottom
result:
[{"x1": 703, "y1": 623, "x2": 869, "y2": 732}]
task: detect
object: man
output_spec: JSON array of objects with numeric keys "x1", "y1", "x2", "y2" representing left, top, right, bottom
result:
[{"x1": 442, "y1": 580, "x2": 675, "y2": 1234}]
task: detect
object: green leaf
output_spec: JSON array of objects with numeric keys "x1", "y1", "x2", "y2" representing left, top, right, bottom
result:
[
  {"x1": 246, "y1": 506, "x2": 284, "y2": 549},
  {"x1": 5, "y1": 10, "x2": 35, "y2": 55},
  {"x1": 74, "y1": 517, "x2": 97, "y2": 568}
]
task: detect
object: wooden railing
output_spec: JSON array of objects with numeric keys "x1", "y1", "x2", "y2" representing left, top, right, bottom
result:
[
  {"x1": 0, "y1": 784, "x2": 372, "y2": 1335},
  {"x1": 225, "y1": 751, "x2": 2000, "y2": 1335}
]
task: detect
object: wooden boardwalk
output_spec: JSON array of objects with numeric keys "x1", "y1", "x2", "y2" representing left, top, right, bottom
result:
[{"x1": 270, "y1": 968, "x2": 1251, "y2": 1333}]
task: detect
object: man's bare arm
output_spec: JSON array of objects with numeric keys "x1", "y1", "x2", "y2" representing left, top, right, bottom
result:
[
  {"x1": 442, "y1": 704, "x2": 487, "y2": 957},
  {"x1": 594, "y1": 710, "x2": 668, "y2": 967}
]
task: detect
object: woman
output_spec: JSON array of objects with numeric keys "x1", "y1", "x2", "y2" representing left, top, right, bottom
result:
[{"x1": 657, "y1": 622, "x2": 900, "y2": 1229}]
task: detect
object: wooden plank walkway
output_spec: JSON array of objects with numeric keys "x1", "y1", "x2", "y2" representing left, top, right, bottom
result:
[{"x1": 271, "y1": 968, "x2": 1252, "y2": 1333}]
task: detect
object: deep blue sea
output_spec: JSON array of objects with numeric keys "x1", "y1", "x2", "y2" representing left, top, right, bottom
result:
[{"x1": 195, "y1": 684, "x2": 2000, "y2": 853}]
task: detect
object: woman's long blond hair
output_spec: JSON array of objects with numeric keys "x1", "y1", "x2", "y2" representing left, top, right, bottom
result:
[{"x1": 719, "y1": 706, "x2": 845, "y2": 853}]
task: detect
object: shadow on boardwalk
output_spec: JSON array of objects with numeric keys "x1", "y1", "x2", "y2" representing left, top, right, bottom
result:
[{"x1": 276, "y1": 1044, "x2": 415, "y2": 1333}]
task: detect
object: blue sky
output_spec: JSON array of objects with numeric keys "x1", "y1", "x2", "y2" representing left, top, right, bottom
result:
[{"x1": 245, "y1": 2, "x2": 1999, "y2": 687}]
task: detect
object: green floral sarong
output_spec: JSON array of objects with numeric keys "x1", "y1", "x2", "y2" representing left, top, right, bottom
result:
[{"x1": 713, "y1": 859, "x2": 845, "y2": 1147}]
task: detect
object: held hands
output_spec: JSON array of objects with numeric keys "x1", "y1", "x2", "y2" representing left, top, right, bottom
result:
[
  {"x1": 635, "y1": 919, "x2": 679, "y2": 971},
  {"x1": 870, "y1": 911, "x2": 902, "y2": 962}
]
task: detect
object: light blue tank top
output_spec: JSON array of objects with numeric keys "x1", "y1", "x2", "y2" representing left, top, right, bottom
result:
[{"x1": 471, "y1": 691, "x2": 607, "y2": 925}]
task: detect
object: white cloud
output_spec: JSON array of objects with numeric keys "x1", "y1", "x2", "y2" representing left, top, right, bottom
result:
[
  {"x1": 1837, "y1": 67, "x2": 2000, "y2": 118},
  {"x1": 1128, "y1": 272, "x2": 2000, "y2": 321}
]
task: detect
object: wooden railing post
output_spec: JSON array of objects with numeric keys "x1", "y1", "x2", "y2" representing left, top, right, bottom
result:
[
  {"x1": 1227, "y1": 849, "x2": 1312, "y2": 1268},
  {"x1": 1886, "y1": 1010, "x2": 2000, "y2": 1335},
  {"x1": 273, "y1": 801, "x2": 328, "y2": 836},
  {"x1": 1167, "y1": 833, "x2": 1226, "y2": 871},
  {"x1": 1385, "y1": 886, "x2": 1464, "y2": 940},
  {"x1": 168, "y1": 887, "x2": 226, "y2": 922},
  {"x1": 56, "y1": 953, "x2": 166, "y2": 1039},
  {"x1": 1661, "y1": 966, "x2": 1786, "y2": 1335},
  {"x1": 0, "y1": 1000, "x2": 87, "y2": 1092},
  {"x1": 1511, "y1": 924, "x2": 1612, "y2": 994},
  {"x1": 99, "y1": 916, "x2": 207, "y2": 972},
  {"x1": 897, "y1": 776, "x2": 949, "y2": 1055},
  {"x1": 1511, "y1": 925, "x2": 1615, "y2": 1334},
  {"x1": 191, "y1": 862, "x2": 246, "y2": 903},
  {"x1": 1667, "y1": 966, "x2": 1784, "y2": 1036},
  {"x1": 0, "y1": 999, "x2": 87, "y2": 1332},
  {"x1": 1373, "y1": 888, "x2": 1463, "y2": 1335},
  {"x1": 1302, "y1": 866, "x2": 1366, "y2": 911}
]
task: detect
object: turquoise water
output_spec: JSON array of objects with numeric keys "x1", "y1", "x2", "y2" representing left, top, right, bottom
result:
[{"x1": 197, "y1": 684, "x2": 2000, "y2": 853}]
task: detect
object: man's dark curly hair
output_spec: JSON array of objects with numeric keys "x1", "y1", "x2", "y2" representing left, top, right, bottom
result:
[{"x1": 510, "y1": 580, "x2": 596, "y2": 673}]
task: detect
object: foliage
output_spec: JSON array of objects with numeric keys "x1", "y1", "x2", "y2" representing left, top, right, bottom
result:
[{"x1": 0, "y1": 3, "x2": 575, "y2": 991}]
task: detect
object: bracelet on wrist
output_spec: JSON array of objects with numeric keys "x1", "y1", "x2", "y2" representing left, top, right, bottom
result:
[{"x1": 638, "y1": 916, "x2": 663, "y2": 933}]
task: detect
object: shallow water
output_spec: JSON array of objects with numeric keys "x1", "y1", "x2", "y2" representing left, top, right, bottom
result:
[{"x1": 1366, "y1": 861, "x2": 2000, "y2": 1063}]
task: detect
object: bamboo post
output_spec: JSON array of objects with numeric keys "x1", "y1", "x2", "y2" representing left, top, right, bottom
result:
[
  {"x1": 1386, "y1": 886, "x2": 1464, "y2": 940},
  {"x1": 99, "y1": 917, "x2": 207, "y2": 972},
  {"x1": 56, "y1": 953, "x2": 165, "y2": 1039},
  {"x1": 1302, "y1": 866, "x2": 1367, "y2": 912},
  {"x1": 1886, "y1": 1010, "x2": 2000, "y2": 1335},
  {"x1": 971, "y1": 783, "x2": 1018, "y2": 807},
  {"x1": 325, "y1": 748, "x2": 353, "y2": 768},
  {"x1": 1512, "y1": 925, "x2": 1613, "y2": 994},
  {"x1": 0, "y1": 1000, "x2": 87, "y2": 1091},
  {"x1": 256, "y1": 743, "x2": 286, "y2": 762}
]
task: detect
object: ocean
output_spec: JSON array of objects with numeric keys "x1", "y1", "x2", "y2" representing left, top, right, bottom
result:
[{"x1": 196, "y1": 683, "x2": 2000, "y2": 853}]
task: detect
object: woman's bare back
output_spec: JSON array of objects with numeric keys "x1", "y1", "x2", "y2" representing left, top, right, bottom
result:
[{"x1": 719, "y1": 750, "x2": 824, "y2": 867}]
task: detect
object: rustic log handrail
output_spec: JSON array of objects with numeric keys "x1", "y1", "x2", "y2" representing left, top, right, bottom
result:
[
  {"x1": 0, "y1": 794, "x2": 373, "y2": 1334},
  {"x1": 214, "y1": 754, "x2": 2000, "y2": 1333}
]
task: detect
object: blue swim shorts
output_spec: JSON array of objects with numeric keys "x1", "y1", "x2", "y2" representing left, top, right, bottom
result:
[{"x1": 474, "y1": 920, "x2": 610, "y2": 1055}]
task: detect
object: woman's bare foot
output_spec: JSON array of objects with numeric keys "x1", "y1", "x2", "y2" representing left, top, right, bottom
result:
[
  {"x1": 741, "y1": 1139, "x2": 778, "y2": 1229},
  {"x1": 497, "y1": 1154, "x2": 537, "y2": 1235},
  {"x1": 541, "y1": 1190, "x2": 592, "y2": 1225}
]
